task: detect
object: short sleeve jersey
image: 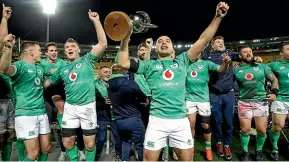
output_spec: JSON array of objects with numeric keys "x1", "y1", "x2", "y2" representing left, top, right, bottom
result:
[
  {"x1": 40, "y1": 58, "x2": 66, "y2": 79},
  {"x1": 233, "y1": 63, "x2": 273, "y2": 102},
  {"x1": 268, "y1": 60, "x2": 289, "y2": 102},
  {"x1": 50, "y1": 52, "x2": 98, "y2": 105},
  {"x1": 136, "y1": 51, "x2": 190, "y2": 119},
  {"x1": 10, "y1": 60, "x2": 46, "y2": 116},
  {"x1": 186, "y1": 59, "x2": 219, "y2": 102}
]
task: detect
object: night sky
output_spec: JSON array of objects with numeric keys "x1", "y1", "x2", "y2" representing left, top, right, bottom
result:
[{"x1": 1, "y1": 0, "x2": 289, "y2": 46}]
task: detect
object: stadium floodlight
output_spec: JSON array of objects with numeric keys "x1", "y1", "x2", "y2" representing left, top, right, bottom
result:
[
  {"x1": 40, "y1": 0, "x2": 57, "y2": 42},
  {"x1": 40, "y1": 0, "x2": 57, "y2": 14}
]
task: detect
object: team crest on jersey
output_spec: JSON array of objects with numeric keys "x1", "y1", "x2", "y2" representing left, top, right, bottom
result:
[
  {"x1": 238, "y1": 70, "x2": 243, "y2": 73},
  {"x1": 280, "y1": 66, "x2": 285, "y2": 70},
  {"x1": 253, "y1": 67, "x2": 259, "y2": 71},
  {"x1": 162, "y1": 69, "x2": 174, "y2": 80},
  {"x1": 35, "y1": 77, "x2": 40, "y2": 85},
  {"x1": 170, "y1": 63, "x2": 178, "y2": 69},
  {"x1": 76, "y1": 63, "x2": 82, "y2": 68},
  {"x1": 245, "y1": 73, "x2": 254, "y2": 80},
  {"x1": 198, "y1": 65, "x2": 203, "y2": 69},
  {"x1": 37, "y1": 69, "x2": 41, "y2": 74},
  {"x1": 191, "y1": 71, "x2": 198, "y2": 77},
  {"x1": 69, "y1": 73, "x2": 78, "y2": 81}
]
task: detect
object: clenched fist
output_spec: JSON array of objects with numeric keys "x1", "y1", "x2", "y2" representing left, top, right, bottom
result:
[{"x1": 216, "y1": 2, "x2": 229, "y2": 18}]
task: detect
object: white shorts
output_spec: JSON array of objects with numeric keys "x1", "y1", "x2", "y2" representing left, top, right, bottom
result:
[
  {"x1": 186, "y1": 101, "x2": 211, "y2": 116},
  {"x1": 238, "y1": 101, "x2": 269, "y2": 119},
  {"x1": 271, "y1": 101, "x2": 289, "y2": 115},
  {"x1": 15, "y1": 113, "x2": 51, "y2": 140},
  {"x1": 144, "y1": 116, "x2": 193, "y2": 150},
  {"x1": 62, "y1": 102, "x2": 97, "y2": 130}
]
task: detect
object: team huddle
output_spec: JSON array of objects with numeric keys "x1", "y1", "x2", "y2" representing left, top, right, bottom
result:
[{"x1": 0, "y1": 1, "x2": 288, "y2": 162}]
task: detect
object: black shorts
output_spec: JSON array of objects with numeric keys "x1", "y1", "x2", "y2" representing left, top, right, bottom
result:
[{"x1": 44, "y1": 83, "x2": 66, "y2": 106}]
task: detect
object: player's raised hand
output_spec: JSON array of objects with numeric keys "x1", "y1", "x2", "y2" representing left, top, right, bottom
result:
[
  {"x1": 3, "y1": 34, "x2": 15, "y2": 49},
  {"x1": 146, "y1": 38, "x2": 153, "y2": 48},
  {"x1": 88, "y1": 9, "x2": 99, "y2": 22},
  {"x1": 216, "y1": 2, "x2": 229, "y2": 18},
  {"x1": 266, "y1": 94, "x2": 276, "y2": 102},
  {"x1": 2, "y1": 4, "x2": 12, "y2": 20},
  {"x1": 254, "y1": 56, "x2": 263, "y2": 63},
  {"x1": 222, "y1": 51, "x2": 231, "y2": 64}
]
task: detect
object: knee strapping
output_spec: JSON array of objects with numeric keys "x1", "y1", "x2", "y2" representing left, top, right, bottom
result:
[{"x1": 201, "y1": 116, "x2": 211, "y2": 134}]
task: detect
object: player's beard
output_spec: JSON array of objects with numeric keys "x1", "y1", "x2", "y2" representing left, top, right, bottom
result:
[
  {"x1": 241, "y1": 54, "x2": 254, "y2": 64},
  {"x1": 138, "y1": 53, "x2": 145, "y2": 60}
]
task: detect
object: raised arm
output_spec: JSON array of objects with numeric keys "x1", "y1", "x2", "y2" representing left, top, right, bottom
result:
[
  {"x1": 0, "y1": 34, "x2": 15, "y2": 75},
  {"x1": 118, "y1": 29, "x2": 134, "y2": 70},
  {"x1": 0, "y1": 4, "x2": 12, "y2": 50},
  {"x1": 88, "y1": 9, "x2": 107, "y2": 57},
  {"x1": 188, "y1": 2, "x2": 229, "y2": 61},
  {"x1": 144, "y1": 38, "x2": 153, "y2": 60}
]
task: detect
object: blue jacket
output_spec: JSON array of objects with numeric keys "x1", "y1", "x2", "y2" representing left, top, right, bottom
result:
[
  {"x1": 108, "y1": 76, "x2": 146, "y2": 120},
  {"x1": 201, "y1": 50, "x2": 240, "y2": 93}
]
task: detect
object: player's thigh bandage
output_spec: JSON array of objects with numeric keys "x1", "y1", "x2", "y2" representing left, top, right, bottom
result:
[
  {"x1": 271, "y1": 101, "x2": 289, "y2": 115},
  {"x1": 82, "y1": 129, "x2": 97, "y2": 136}
]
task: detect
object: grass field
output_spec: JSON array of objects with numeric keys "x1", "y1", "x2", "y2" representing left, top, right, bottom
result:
[{"x1": 165, "y1": 129, "x2": 289, "y2": 161}]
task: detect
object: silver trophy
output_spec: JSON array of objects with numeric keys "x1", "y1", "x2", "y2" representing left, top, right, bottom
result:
[{"x1": 130, "y1": 11, "x2": 158, "y2": 33}]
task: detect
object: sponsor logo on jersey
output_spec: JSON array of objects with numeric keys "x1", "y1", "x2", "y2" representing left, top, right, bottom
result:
[
  {"x1": 191, "y1": 70, "x2": 198, "y2": 77},
  {"x1": 69, "y1": 72, "x2": 77, "y2": 81},
  {"x1": 245, "y1": 73, "x2": 254, "y2": 80},
  {"x1": 170, "y1": 63, "x2": 178, "y2": 69},
  {"x1": 162, "y1": 69, "x2": 174, "y2": 80},
  {"x1": 198, "y1": 65, "x2": 203, "y2": 69},
  {"x1": 280, "y1": 66, "x2": 285, "y2": 70},
  {"x1": 76, "y1": 63, "x2": 82, "y2": 68},
  {"x1": 288, "y1": 72, "x2": 289, "y2": 77},
  {"x1": 28, "y1": 69, "x2": 33, "y2": 73},
  {"x1": 155, "y1": 65, "x2": 163, "y2": 70},
  {"x1": 35, "y1": 77, "x2": 40, "y2": 85},
  {"x1": 253, "y1": 67, "x2": 259, "y2": 71},
  {"x1": 37, "y1": 69, "x2": 41, "y2": 74},
  {"x1": 238, "y1": 70, "x2": 243, "y2": 73}
]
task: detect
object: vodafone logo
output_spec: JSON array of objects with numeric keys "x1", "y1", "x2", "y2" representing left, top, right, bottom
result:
[
  {"x1": 70, "y1": 73, "x2": 77, "y2": 81},
  {"x1": 162, "y1": 69, "x2": 174, "y2": 81},
  {"x1": 191, "y1": 71, "x2": 198, "y2": 77},
  {"x1": 35, "y1": 77, "x2": 40, "y2": 85},
  {"x1": 245, "y1": 73, "x2": 254, "y2": 80}
]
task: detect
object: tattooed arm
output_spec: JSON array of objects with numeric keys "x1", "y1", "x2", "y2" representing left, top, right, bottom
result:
[{"x1": 266, "y1": 73, "x2": 279, "y2": 102}]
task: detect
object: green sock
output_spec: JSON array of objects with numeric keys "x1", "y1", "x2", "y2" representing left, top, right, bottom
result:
[
  {"x1": 269, "y1": 129, "x2": 280, "y2": 152},
  {"x1": 240, "y1": 132, "x2": 250, "y2": 152},
  {"x1": 23, "y1": 156, "x2": 34, "y2": 161},
  {"x1": 37, "y1": 152, "x2": 48, "y2": 161},
  {"x1": 16, "y1": 140, "x2": 25, "y2": 161},
  {"x1": 2, "y1": 142, "x2": 12, "y2": 161},
  {"x1": 205, "y1": 141, "x2": 211, "y2": 149},
  {"x1": 85, "y1": 147, "x2": 96, "y2": 161},
  {"x1": 163, "y1": 146, "x2": 169, "y2": 151},
  {"x1": 57, "y1": 113, "x2": 63, "y2": 128},
  {"x1": 256, "y1": 134, "x2": 267, "y2": 151},
  {"x1": 66, "y1": 145, "x2": 79, "y2": 161}
]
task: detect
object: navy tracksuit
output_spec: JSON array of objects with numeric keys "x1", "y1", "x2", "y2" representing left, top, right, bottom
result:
[
  {"x1": 95, "y1": 89, "x2": 121, "y2": 160},
  {"x1": 108, "y1": 76, "x2": 146, "y2": 161},
  {"x1": 202, "y1": 50, "x2": 240, "y2": 145}
]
